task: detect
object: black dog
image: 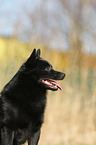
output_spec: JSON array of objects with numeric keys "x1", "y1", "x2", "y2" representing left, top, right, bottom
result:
[{"x1": 0, "y1": 49, "x2": 65, "y2": 145}]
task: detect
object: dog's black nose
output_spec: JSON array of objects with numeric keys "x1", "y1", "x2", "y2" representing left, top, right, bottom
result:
[
  {"x1": 61, "y1": 73, "x2": 66, "y2": 80},
  {"x1": 57, "y1": 72, "x2": 66, "y2": 80}
]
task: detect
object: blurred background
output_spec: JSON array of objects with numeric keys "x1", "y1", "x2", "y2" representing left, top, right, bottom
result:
[{"x1": 0, "y1": 0, "x2": 96, "y2": 144}]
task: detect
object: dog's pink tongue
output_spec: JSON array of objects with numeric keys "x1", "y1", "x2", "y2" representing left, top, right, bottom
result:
[
  {"x1": 48, "y1": 80, "x2": 63, "y2": 91},
  {"x1": 52, "y1": 81, "x2": 62, "y2": 91}
]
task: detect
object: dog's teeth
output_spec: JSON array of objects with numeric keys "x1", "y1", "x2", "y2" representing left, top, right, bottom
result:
[
  {"x1": 42, "y1": 79, "x2": 62, "y2": 90},
  {"x1": 44, "y1": 80, "x2": 52, "y2": 86},
  {"x1": 45, "y1": 81, "x2": 51, "y2": 85}
]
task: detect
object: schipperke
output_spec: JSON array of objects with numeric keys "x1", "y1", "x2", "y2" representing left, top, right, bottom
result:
[{"x1": 0, "y1": 49, "x2": 65, "y2": 145}]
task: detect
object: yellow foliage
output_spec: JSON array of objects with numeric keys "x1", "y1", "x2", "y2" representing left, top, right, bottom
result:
[
  {"x1": 0, "y1": 37, "x2": 29, "y2": 65},
  {"x1": 0, "y1": 37, "x2": 96, "y2": 71}
]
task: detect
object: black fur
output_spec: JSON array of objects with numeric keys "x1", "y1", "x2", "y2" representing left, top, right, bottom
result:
[{"x1": 0, "y1": 49, "x2": 65, "y2": 145}]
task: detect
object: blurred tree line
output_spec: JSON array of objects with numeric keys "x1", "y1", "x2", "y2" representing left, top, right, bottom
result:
[
  {"x1": 0, "y1": 36, "x2": 96, "y2": 71},
  {"x1": 0, "y1": 0, "x2": 96, "y2": 90},
  {"x1": 0, "y1": 0, "x2": 96, "y2": 56},
  {"x1": 1, "y1": 0, "x2": 95, "y2": 70},
  {"x1": 10, "y1": 0, "x2": 96, "y2": 54}
]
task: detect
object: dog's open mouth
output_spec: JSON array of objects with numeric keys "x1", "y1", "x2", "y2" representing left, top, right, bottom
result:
[{"x1": 41, "y1": 79, "x2": 62, "y2": 91}]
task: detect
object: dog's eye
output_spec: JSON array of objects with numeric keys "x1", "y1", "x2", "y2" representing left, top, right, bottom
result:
[{"x1": 45, "y1": 67, "x2": 51, "y2": 71}]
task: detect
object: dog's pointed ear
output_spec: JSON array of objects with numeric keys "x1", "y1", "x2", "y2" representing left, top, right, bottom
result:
[
  {"x1": 36, "y1": 49, "x2": 40, "y2": 58},
  {"x1": 25, "y1": 49, "x2": 37, "y2": 65}
]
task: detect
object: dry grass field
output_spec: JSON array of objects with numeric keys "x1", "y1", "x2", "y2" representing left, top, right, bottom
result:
[
  {"x1": 38, "y1": 70, "x2": 96, "y2": 145},
  {"x1": 23, "y1": 69, "x2": 96, "y2": 145},
  {"x1": 0, "y1": 38, "x2": 96, "y2": 145}
]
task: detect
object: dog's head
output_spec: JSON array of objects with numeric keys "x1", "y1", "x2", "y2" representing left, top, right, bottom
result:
[{"x1": 22, "y1": 49, "x2": 65, "y2": 91}]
